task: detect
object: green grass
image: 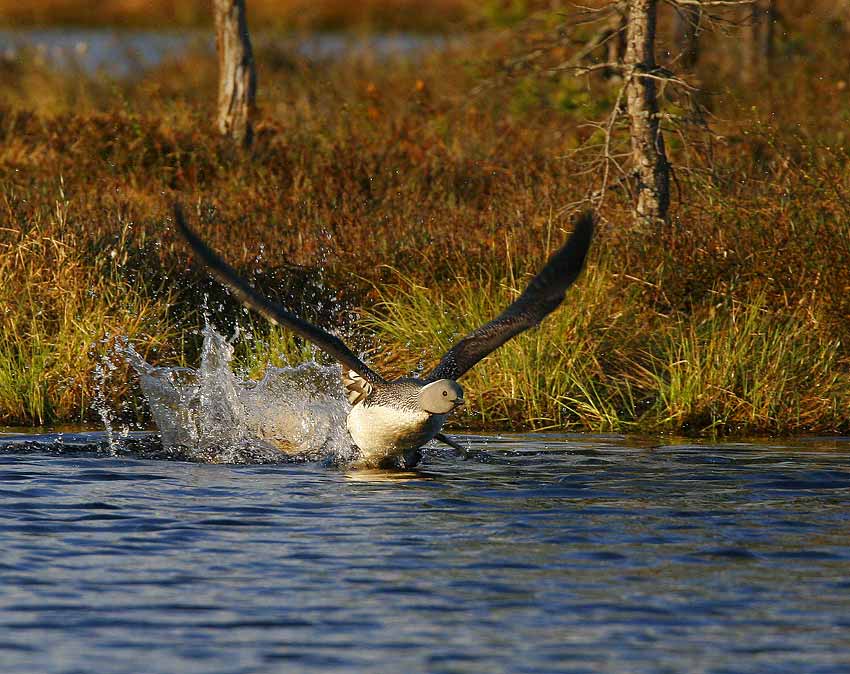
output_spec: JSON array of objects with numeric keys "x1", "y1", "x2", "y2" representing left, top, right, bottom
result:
[
  {"x1": 0, "y1": 203, "x2": 175, "y2": 424},
  {"x1": 637, "y1": 297, "x2": 850, "y2": 435},
  {"x1": 361, "y1": 252, "x2": 639, "y2": 431},
  {"x1": 363, "y1": 278, "x2": 850, "y2": 436},
  {"x1": 232, "y1": 320, "x2": 327, "y2": 380}
]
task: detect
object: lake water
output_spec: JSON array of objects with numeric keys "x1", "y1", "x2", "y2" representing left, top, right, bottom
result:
[
  {"x1": 0, "y1": 28, "x2": 450, "y2": 76},
  {"x1": 1, "y1": 430, "x2": 849, "y2": 673}
]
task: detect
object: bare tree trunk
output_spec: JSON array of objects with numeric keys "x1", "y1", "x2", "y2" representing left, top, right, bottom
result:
[
  {"x1": 213, "y1": 0, "x2": 256, "y2": 148},
  {"x1": 625, "y1": 0, "x2": 670, "y2": 228},
  {"x1": 674, "y1": 3, "x2": 701, "y2": 70},
  {"x1": 743, "y1": 0, "x2": 774, "y2": 83}
]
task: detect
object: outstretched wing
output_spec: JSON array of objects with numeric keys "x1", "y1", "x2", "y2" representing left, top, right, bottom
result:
[
  {"x1": 173, "y1": 203, "x2": 386, "y2": 386},
  {"x1": 425, "y1": 211, "x2": 594, "y2": 382}
]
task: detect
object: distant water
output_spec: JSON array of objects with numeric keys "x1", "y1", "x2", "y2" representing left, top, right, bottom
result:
[
  {"x1": 0, "y1": 28, "x2": 449, "y2": 76},
  {"x1": 1, "y1": 430, "x2": 850, "y2": 673}
]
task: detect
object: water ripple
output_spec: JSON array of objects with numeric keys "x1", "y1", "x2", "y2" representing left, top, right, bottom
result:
[{"x1": 0, "y1": 432, "x2": 849, "y2": 673}]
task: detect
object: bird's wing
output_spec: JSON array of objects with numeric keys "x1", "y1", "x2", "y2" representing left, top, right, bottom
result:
[
  {"x1": 174, "y1": 203, "x2": 386, "y2": 386},
  {"x1": 425, "y1": 211, "x2": 594, "y2": 382}
]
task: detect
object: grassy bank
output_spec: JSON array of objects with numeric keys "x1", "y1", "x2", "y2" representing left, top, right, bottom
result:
[{"x1": 2, "y1": 5, "x2": 850, "y2": 434}]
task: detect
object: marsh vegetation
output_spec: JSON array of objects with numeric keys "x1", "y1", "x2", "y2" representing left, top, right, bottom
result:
[{"x1": 1, "y1": 1, "x2": 849, "y2": 435}]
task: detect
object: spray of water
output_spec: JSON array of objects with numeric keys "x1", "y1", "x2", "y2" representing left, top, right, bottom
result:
[
  {"x1": 123, "y1": 325, "x2": 357, "y2": 464},
  {"x1": 91, "y1": 336, "x2": 133, "y2": 456}
]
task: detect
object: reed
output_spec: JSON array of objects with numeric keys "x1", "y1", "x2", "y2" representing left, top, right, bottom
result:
[
  {"x1": 361, "y1": 253, "x2": 640, "y2": 431},
  {"x1": 364, "y1": 280, "x2": 850, "y2": 435},
  {"x1": 635, "y1": 297, "x2": 850, "y2": 435},
  {"x1": 0, "y1": 193, "x2": 175, "y2": 424}
]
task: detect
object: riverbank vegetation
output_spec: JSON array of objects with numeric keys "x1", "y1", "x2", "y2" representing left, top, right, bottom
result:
[{"x1": 1, "y1": 1, "x2": 849, "y2": 435}]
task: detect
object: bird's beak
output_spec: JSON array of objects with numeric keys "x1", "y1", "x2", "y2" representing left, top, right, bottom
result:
[{"x1": 455, "y1": 398, "x2": 465, "y2": 408}]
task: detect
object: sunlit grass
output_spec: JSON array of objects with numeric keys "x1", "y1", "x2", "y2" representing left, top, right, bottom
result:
[
  {"x1": 635, "y1": 297, "x2": 850, "y2": 435},
  {"x1": 232, "y1": 320, "x2": 323, "y2": 380},
  {"x1": 363, "y1": 269, "x2": 849, "y2": 435},
  {"x1": 0, "y1": 198, "x2": 174, "y2": 424}
]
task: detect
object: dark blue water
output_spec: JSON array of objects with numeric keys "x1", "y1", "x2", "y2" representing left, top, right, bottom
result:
[{"x1": 1, "y1": 431, "x2": 849, "y2": 673}]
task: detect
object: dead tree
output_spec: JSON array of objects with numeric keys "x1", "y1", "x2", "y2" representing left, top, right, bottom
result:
[
  {"x1": 674, "y1": 3, "x2": 701, "y2": 70},
  {"x1": 743, "y1": 0, "x2": 775, "y2": 82},
  {"x1": 625, "y1": 0, "x2": 670, "y2": 228},
  {"x1": 559, "y1": 1, "x2": 757, "y2": 224},
  {"x1": 213, "y1": 0, "x2": 256, "y2": 148}
]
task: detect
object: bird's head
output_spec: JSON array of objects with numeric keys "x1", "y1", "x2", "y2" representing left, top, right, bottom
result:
[{"x1": 419, "y1": 379, "x2": 464, "y2": 414}]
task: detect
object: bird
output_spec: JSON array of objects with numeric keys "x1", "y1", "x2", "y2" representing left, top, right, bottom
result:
[{"x1": 173, "y1": 204, "x2": 593, "y2": 468}]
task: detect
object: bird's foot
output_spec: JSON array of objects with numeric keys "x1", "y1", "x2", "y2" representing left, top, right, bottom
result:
[{"x1": 434, "y1": 433, "x2": 474, "y2": 460}]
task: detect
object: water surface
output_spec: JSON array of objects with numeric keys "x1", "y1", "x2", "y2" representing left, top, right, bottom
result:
[
  {"x1": 1, "y1": 431, "x2": 849, "y2": 673},
  {"x1": 0, "y1": 28, "x2": 450, "y2": 76}
]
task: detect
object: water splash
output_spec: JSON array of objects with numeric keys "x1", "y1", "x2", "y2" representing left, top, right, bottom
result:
[
  {"x1": 91, "y1": 358, "x2": 117, "y2": 453},
  {"x1": 91, "y1": 337, "x2": 132, "y2": 456},
  {"x1": 125, "y1": 325, "x2": 357, "y2": 464}
]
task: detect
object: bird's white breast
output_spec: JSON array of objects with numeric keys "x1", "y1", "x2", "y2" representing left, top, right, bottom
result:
[{"x1": 346, "y1": 403, "x2": 446, "y2": 466}]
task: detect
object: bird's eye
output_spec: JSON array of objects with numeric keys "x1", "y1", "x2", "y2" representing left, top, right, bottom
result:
[{"x1": 442, "y1": 391, "x2": 448, "y2": 397}]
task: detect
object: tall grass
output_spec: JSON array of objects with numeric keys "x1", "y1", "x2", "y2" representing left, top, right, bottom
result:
[
  {"x1": 636, "y1": 298, "x2": 850, "y2": 435},
  {"x1": 364, "y1": 250, "x2": 639, "y2": 432},
  {"x1": 364, "y1": 278, "x2": 850, "y2": 435},
  {"x1": 0, "y1": 191, "x2": 174, "y2": 424},
  {"x1": 232, "y1": 320, "x2": 326, "y2": 380}
]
